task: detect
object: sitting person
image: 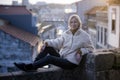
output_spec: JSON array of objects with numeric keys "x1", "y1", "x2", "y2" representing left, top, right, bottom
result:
[{"x1": 14, "y1": 14, "x2": 94, "y2": 71}]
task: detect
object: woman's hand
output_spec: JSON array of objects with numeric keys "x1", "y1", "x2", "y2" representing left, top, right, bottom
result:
[
  {"x1": 76, "y1": 49, "x2": 82, "y2": 61},
  {"x1": 44, "y1": 42, "x2": 48, "y2": 47},
  {"x1": 40, "y1": 42, "x2": 48, "y2": 52},
  {"x1": 76, "y1": 49, "x2": 82, "y2": 56}
]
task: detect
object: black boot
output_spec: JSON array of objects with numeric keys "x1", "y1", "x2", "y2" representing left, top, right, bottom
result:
[{"x1": 14, "y1": 62, "x2": 37, "y2": 72}]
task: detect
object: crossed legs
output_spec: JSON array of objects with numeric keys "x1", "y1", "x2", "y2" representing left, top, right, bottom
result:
[{"x1": 14, "y1": 46, "x2": 78, "y2": 71}]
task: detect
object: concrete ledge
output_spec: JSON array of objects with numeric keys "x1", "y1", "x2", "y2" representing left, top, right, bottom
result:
[
  {"x1": 0, "y1": 67, "x2": 86, "y2": 80},
  {"x1": 0, "y1": 54, "x2": 87, "y2": 80}
]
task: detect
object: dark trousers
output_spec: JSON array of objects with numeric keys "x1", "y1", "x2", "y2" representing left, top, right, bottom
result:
[{"x1": 33, "y1": 46, "x2": 78, "y2": 70}]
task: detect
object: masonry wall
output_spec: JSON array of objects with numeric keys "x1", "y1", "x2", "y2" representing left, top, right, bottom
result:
[
  {"x1": 0, "y1": 48, "x2": 120, "y2": 80},
  {"x1": 0, "y1": 31, "x2": 33, "y2": 73}
]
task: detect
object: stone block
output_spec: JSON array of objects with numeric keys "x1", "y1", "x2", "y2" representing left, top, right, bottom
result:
[
  {"x1": 114, "y1": 53, "x2": 120, "y2": 64},
  {"x1": 86, "y1": 70, "x2": 95, "y2": 80},
  {"x1": 96, "y1": 70, "x2": 109, "y2": 80},
  {"x1": 109, "y1": 70, "x2": 120, "y2": 80},
  {"x1": 86, "y1": 52, "x2": 114, "y2": 71},
  {"x1": 0, "y1": 72, "x2": 13, "y2": 80}
]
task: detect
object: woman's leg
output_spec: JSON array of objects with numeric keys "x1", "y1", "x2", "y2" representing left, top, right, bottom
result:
[
  {"x1": 33, "y1": 55, "x2": 78, "y2": 70},
  {"x1": 14, "y1": 55, "x2": 78, "y2": 71},
  {"x1": 14, "y1": 47, "x2": 77, "y2": 71},
  {"x1": 34, "y1": 46, "x2": 60, "y2": 62}
]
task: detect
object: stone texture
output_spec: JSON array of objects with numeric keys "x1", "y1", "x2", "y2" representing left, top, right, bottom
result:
[
  {"x1": 114, "y1": 53, "x2": 120, "y2": 65},
  {"x1": 0, "y1": 68, "x2": 87, "y2": 80},
  {"x1": 0, "y1": 31, "x2": 33, "y2": 73},
  {"x1": 86, "y1": 52, "x2": 114, "y2": 71},
  {"x1": 0, "y1": 50, "x2": 120, "y2": 80},
  {"x1": 109, "y1": 70, "x2": 120, "y2": 80},
  {"x1": 0, "y1": 54, "x2": 87, "y2": 80},
  {"x1": 96, "y1": 70, "x2": 109, "y2": 80},
  {"x1": 86, "y1": 70, "x2": 95, "y2": 80}
]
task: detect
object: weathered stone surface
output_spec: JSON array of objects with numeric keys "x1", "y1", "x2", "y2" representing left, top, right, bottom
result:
[
  {"x1": 0, "y1": 31, "x2": 33, "y2": 73},
  {"x1": 86, "y1": 52, "x2": 114, "y2": 71},
  {"x1": 114, "y1": 53, "x2": 120, "y2": 64},
  {"x1": 0, "y1": 51, "x2": 120, "y2": 80},
  {"x1": 0, "y1": 54, "x2": 88, "y2": 80},
  {"x1": 96, "y1": 70, "x2": 109, "y2": 80},
  {"x1": 86, "y1": 70, "x2": 95, "y2": 80},
  {"x1": 0, "y1": 68, "x2": 86, "y2": 80},
  {"x1": 109, "y1": 70, "x2": 120, "y2": 80}
]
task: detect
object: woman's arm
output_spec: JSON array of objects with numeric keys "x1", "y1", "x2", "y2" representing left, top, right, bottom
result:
[
  {"x1": 80, "y1": 35, "x2": 94, "y2": 55},
  {"x1": 44, "y1": 36, "x2": 64, "y2": 50}
]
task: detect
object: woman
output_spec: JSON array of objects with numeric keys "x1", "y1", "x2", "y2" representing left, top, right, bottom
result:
[{"x1": 14, "y1": 14, "x2": 94, "y2": 71}]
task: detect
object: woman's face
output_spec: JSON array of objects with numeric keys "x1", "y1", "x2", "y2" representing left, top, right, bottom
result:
[{"x1": 69, "y1": 17, "x2": 80, "y2": 31}]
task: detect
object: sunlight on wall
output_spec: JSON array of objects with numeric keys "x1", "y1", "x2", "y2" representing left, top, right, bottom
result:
[{"x1": 65, "y1": 9, "x2": 73, "y2": 13}]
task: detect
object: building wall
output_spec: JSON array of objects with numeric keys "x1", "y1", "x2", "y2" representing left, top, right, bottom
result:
[
  {"x1": 0, "y1": 31, "x2": 33, "y2": 73},
  {"x1": 38, "y1": 5, "x2": 65, "y2": 22},
  {"x1": 12, "y1": 1, "x2": 19, "y2": 6},
  {"x1": 96, "y1": 11, "x2": 108, "y2": 49},
  {"x1": 96, "y1": 22, "x2": 108, "y2": 49},
  {"x1": 0, "y1": 15, "x2": 38, "y2": 35},
  {"x1": 40, "y1": 28, "x2": 56, "y2": 40},
  {"x1": 77, "y1": 0, "x2": 106, "y2": 24},
  {"x1": 88, "y1": 28, "x2": 97, "y2": 48},
  {"x1": 108, "y1": 5, "x2": 120, "y2": 48},
  {"x1": 22, "y1": 0, "x2": 29, "y2": 6}
]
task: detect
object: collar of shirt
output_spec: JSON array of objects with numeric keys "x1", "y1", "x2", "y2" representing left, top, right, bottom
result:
[{"x1": 66, "y1": 29, "x2": 81, "y2": 36}]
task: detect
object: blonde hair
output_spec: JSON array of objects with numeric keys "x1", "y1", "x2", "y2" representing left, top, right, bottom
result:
[{"x1": 68, "y1": 14, "x2": 82, "y2": 28}]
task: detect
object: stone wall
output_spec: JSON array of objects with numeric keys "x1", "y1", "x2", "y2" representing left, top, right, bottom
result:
[
  {"x1": 0, "y1": 48, "x2": 120, "y2": 80},
  {"x1": 0, "y1": 31, "x2": 33, "y2": 73}
]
